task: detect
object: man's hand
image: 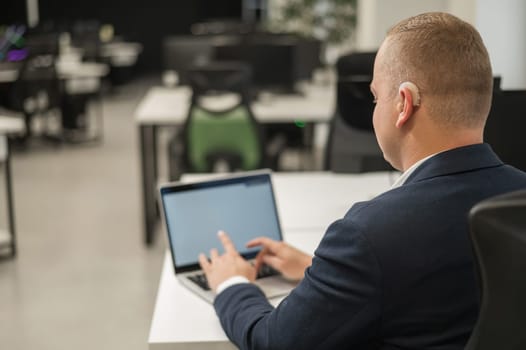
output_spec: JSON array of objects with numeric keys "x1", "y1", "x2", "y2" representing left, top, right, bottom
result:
[
  {"x1": 198, "y1": 231, "x2": 256, "y2": 292},
  {"x1": 247, "y1": 237, "x2": 313, "y2": 281}
]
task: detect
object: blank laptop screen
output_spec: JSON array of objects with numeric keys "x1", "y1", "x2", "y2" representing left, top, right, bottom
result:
[{"x1": 161, "y1": 174, "x2": 282, "y2": 268}]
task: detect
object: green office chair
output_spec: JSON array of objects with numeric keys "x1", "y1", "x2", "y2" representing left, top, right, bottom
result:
[
  {"x1": 465, "y1": 190, "x2": 526, "y2": 350},
  {"x1": 185, "y1": 104, "x2": 261, "y2": 172},
  {"x1": 168, "y1": 61, "x2": 284, "y2": 179}
]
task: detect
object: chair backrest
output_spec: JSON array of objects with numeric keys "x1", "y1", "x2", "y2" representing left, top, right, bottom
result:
[
  {"x1": 334, "y1": 52, "x2": 376, "y2": 130},
  {"x1": 325, "y1": 52, "x2": 392, "y2": 173},
  {"x1": 183, "y1": 61, "x2": 263, "y2": 172},
  {"x1": 10, "y1": 53, "x2": 61, "y2": 113},
  {"x1": 325, "y1": 109, "x2": 392, "y2": 173},
  {"x1": 336, "y1": 76, "x2": 375, "y2": 131},
  {"x1": 484, "y1": 89, "x2": 526, "y2": 171},
  {"x1": 465, "y1": 190, "x2": 526, "y2": 350}
]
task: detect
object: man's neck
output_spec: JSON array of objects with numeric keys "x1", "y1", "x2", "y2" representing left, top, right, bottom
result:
[{"x1": 400, "y1": 129, "x2": 483, "y2": 172}]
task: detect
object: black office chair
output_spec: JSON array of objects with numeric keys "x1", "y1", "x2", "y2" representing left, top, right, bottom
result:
[
  {"x1": 0, "y1": 29, "x2": 63, "y2": 144},
  {"x1": 325, "y1": 52, "x2": 393, "y2": 173},
  {"x1": 465, "y1": 190, "x2": 526, "y2": 350},
  {"x1": 167, "y1": 61, "x2": 285, "y2": 180},
  {"x1": 6, "y1": 52, "x2": 62, "y2": 143},
  {"x1": 484, "y1": 89, "x2": 526, "y2": 172}
]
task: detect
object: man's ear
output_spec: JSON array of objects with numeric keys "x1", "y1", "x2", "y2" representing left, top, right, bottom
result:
[{"x1": 396, "y1": 82, "x2": 420, "y2": 128}]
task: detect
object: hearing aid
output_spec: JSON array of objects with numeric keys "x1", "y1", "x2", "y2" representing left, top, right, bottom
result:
[{"x1": 399, "y1": 81, "x2": 421, "y2": 106}]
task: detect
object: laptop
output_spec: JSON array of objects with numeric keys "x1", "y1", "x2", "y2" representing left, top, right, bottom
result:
[{"x1": 159, "y1": 170, "x2": 297, "y2": 303}]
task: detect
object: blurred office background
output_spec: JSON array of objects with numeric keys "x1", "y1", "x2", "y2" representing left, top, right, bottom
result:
[{"x1": 0, "y1": 0, "x2": 525, "y2": 349}]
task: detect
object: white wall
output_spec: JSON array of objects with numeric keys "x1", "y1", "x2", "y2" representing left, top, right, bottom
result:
[
  {"x1": 355, "y1": 0, "x2": 479, "y2": 51},
  {"x1": 447, "y1": 0, "x2": 476, "y2": 25},
  {"x1": 476, "y1": 0, "x2": 526, "y2": 89},
  {"x1": 355, "y1": 0, "x2": 450, "y2": 50}
]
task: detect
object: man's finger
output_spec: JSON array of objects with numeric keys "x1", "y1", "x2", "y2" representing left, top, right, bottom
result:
[
  {"x1": 254, "y1": 247, "x2": 269, "y2": 272},
  {"x1": 218, "y1": 230, "x2": 237, "y2": 254},
  {"x1": 210, "y1": 248, "x2": 219, "y2": 261},
  {"x1": 198, "y1": 253, "x2": 211, "y2": 273},
  {"x1": 247, "y1": 236, "x2": 280, "y2": 252},
  {"x1": 262, "y1": 255, "x2": 282, "y2": 271}
]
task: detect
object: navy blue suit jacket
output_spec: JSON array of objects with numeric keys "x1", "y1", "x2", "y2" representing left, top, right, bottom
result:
[{"x1": 214, "y1": 144, "x2": 526, "y2": 350}]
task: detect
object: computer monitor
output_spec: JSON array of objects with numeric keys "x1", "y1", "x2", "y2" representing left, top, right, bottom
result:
[
  {"x1": 162, "y1": 35, "x2": 215, "y2": 84},
  {"x1": 214, "y1": 33, "x2": 322, "y2": 93}
]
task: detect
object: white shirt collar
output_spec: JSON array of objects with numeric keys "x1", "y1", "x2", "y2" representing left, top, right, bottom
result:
[{"x1": 390, "y1": 153, "x2": 436, "y2": 188}]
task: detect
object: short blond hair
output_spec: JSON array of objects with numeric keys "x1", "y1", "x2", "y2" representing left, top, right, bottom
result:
[{"x1": 383, "y1": 12, "x2": 492, "y2": 128}]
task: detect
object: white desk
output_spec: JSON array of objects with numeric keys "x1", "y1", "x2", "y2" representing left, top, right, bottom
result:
[
  {"x1": 135, "y1": 85, "x2": 334, "y2": 126},
  {"x1": 0, "y1": 116, "x2": 25, "y2": 257},
  {"x1": 100, "y1": 41, "x2": 143, "y2": 67},
  {"x1": 272, "y1": 172, "x2": 395, "y2": 231},
  {"x1": 58, "y1": 61, "x2": 109, "y2": 79},
  {"x1": 136, "y1": 85, "x2": 336, "y2": 246},
  {"x1": 0, "y1": 63, "x2": 19, "y2": 83},
  {"x1": 0, "y1": 60, "x2": 108, "y2": 142},
  {"x1": 57, "y1": 61, "x2": 109, "y2": 99},
  {"x1": 148, "y1": 171, "x2": 396, "y2": 349},
  {"x1": 0, "y1": 60, "x2": 109, "y2": 83}
]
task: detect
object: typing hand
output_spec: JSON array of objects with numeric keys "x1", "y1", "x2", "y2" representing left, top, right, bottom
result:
[
  {"x1": 198, "y1": 231, "x2": 256, "y2": 293},
  {"x1": 247, "y1": 237, "x2": 313, "y2": 281}
]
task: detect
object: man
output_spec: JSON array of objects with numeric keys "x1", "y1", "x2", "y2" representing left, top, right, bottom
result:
[{"x1": 198, "y1": 12, "x2": 526, "y2": 349}]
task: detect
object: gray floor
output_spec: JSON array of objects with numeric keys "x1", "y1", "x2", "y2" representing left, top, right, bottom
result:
[{"x1": 0, "y1": 78, "x2": 168, "y2": 349}]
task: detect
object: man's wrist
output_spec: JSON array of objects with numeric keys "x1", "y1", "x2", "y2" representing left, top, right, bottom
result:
[{"x1": 216, "y1": 276, "x2": 250, "y2": 294}]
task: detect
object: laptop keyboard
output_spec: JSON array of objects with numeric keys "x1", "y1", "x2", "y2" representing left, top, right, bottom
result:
[{"x1": 188, "y1": 264, "x2": 281, "y2": 291}]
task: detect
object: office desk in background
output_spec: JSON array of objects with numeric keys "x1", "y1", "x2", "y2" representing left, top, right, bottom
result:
[
  {"x1": 148, "y1": 171, "x2": 397, "y2": 349},
  {"x1": 0, "y1": 61, "x2": 109, "y2": 142},
  {"x1": 135, "y1": 85, "x2": 336, "y2": 246},
  {"x1": 0, "y1": 116, "x2": 25, "y2": 257},
  {"x1": 0, "y1": 61, "x2": 109, "y2": 83}
]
